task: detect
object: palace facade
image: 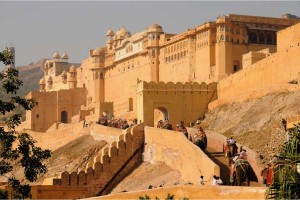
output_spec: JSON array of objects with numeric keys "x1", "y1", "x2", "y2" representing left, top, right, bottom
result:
[{"x1": 25, "y1": 14, "x2": 300, "y2": 132}]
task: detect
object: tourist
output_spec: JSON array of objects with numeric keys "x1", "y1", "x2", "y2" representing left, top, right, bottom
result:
[
  {"x1": 239, "y1": 150, "x2": 248, "y2": 160},
  {"x1": 261, "y1": 166, "x2": 269, "y2": 186},
  {"x1": 212, "y1": 175, "x2": 218, "y2": 185},
  {"x1": 199, "y1": 175, "x2": 204, "y2": 185},
  {"x1": 216, "y1": 176, "x2": 223, "y2": 185}
]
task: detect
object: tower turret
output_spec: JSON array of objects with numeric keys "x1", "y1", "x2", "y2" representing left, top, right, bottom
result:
[
  {"x1": 68, "y1": 65, "x2": 77, "y2": 89},
  {"x1": 147, "y1": 23, "x2": 164, "y2": 82},
  {"x1": 39, "y1": 77, "x2": 46, "y2": 91}
]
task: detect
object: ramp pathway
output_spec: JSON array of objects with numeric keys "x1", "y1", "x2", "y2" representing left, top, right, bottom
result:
[
  {"x1": 204, "y1": 147, "x2": 231, "y2": 185},
  {"x1": 204, "y1": 147, "x2": 261, "y2": 187}
]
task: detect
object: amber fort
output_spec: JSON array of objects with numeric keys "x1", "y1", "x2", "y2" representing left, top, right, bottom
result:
[
  {"x1": 24, "y1": 14, "x2": 300, "y2": 132},
  {"x1": 10, "y1": 13, "x2": 300, "y2": 199}
]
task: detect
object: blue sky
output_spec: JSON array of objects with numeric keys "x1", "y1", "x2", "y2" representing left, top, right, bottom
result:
[{"x1": 0, "y1": 1, "x2": 299, "y2": 69}]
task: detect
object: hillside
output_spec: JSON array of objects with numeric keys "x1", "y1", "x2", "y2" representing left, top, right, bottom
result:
[
  {"x1": 0, "y1": 60, "x2": 80, "y2": 121},
  {"x1": 0, "y1": 60, "x2": 45, "y2": 121},
  {"x1": 0, "y1": 135, "x2": 107, "y2": 185},
  {"x1": 200, "y1": 90, "x2": 300, "y2": 164}
]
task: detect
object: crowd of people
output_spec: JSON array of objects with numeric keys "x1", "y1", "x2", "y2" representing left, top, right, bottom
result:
[
  {"x1": 175, "y1": 121, "x2": 188, "y2": 138},
  {"x1": 95, "y1": 115, "x2": 137, "y2": 129},
  {"x1": 157, "y1": 119, "x2": 173, "y2": 130}
]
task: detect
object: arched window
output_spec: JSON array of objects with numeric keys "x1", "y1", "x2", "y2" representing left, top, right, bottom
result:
[
  {"x1": 233, "y1": 60, "x2": 240, "y2": 72},
  {"x1": 61, "y1": 111, "x2": 68, "y2": 123}
]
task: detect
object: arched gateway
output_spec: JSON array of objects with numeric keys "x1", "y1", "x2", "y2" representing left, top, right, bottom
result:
[{"x1": 136, "y1": 81, "x2": 217, "y2": 127}]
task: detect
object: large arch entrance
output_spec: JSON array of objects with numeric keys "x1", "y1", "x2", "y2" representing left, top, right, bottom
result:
[
  {"x1": 154, "y1": 107, "x2": 169, "y2": 127},
  {"x1": 61, "y1": 111, "x2": 68, "y2": 123}
]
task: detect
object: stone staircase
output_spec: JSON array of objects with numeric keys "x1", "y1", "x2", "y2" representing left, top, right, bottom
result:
[{"x1": 50, "y1": 123, "x2": 145, "y2": 197}]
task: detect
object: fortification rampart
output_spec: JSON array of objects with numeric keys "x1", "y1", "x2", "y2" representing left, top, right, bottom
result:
[
  {"x1": 211, "y1": 23, "x2": 300, "y2": 108},
  {"x1": 137, "y1": 80, "x2": 217, "y2": 93},
  {"x1": 45, "y1": 123, "x2": 144, "y2": 197},
  {"x1": 143, "y1": 127, "x2": 220, "y2": 184},
  {"x1": 27, "y1": 121, "x2": 90, "y2": 151}
]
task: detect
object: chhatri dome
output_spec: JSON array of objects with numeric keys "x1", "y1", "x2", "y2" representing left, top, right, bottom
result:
[
  {"x1": 69, "y1": 65, "x2": 76, "y2": 72},
  {"x1": 106, "y1": 29, "x2": 115, "y2": 37},
  {"x1": 61, "y1": 52, "x2": 69, "y2": 59},
  {"x1": 53, "y1": 52, "x2": 60, "y2": 59},
  {"x1": 147, "y1": 23, "x2": 163, "y2": 33},
  {"x1": 115, "y1": 27, "x2": 131, "y2": 39},
  {"x1": 39, "y1": 77, "x2": 45, "y2": 85},
  {"x1": 93, "y1": 47, "x2": 105, "y2": 56}
]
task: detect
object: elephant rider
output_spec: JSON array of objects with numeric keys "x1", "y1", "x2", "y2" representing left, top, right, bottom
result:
[
  {"x1": 193, "y1": 129, "x2": 204, "y2": 143},
  {"x1": 197, "y1": 127, "x2": 207, "y2": 139},
  {"x1": 239, "y1": 149, "x2": 248, "y2": 160}
]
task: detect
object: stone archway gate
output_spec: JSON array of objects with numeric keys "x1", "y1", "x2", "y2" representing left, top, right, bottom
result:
[{"x1": 136, "y1": 80, "x2": 217, "y2": 127}]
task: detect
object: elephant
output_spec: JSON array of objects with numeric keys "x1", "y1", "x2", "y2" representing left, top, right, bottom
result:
[
  {"x1": 194, "y1": 137, "x2": 207, "y2": 151},
  {"x1": 231, "y1": 159, "x2": 258, "y2": 186}
]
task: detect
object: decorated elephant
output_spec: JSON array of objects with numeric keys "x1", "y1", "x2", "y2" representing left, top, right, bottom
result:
[
  {"x1": 231, "y1": 159, "x2": 258, "y2": 186},
  {"x1": 194, "y1": 137, "x2": 207, "y2": 151}
]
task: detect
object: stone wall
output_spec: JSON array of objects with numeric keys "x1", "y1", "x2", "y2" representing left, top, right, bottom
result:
[
  {"x1": 213, "y1": 23, "x2": 300, "y2": 107},
  {"x1": 25, "y1": 88, "x2": 87, "y2": 132},
  {"x1": 137, "y1": 81, "x2": 217, "y2": 127},
  {"x1": 187, "y1": 128, "x2": 264, "y2": 184},
  {"x1": 144, "y1": 127, "x2": 220, "y2": 184},
  {"x1": 96, "y1": 185, "x2": 267, "y2": 199},
  {"x1": 43, "y1": 123, "x2": 145, "y2": 198}
]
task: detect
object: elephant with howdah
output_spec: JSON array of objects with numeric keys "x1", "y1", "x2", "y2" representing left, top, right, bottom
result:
[{"x1": 231, "y1": 159, "x2": 258, "y2": 186}]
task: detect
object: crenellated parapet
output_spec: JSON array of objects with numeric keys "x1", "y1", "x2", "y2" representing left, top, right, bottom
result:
[
  {"x1": 136, "y1": 80, "x2": 217, "y2": 93},
  {"x1": 52, "y1": 123, "x2": 144, "y2": 197}
]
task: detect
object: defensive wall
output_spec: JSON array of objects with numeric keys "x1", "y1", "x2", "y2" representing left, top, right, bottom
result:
[
  {"x1": 36, "y1": 123, "x2": 145, "y2": 198},
  {"x1": 143, "y1": 127, "x2": 220, "y2": 184},
  {"x1": 26, "y1": 121, "x2": 90, "y2": 151},
  {"x1": 210, "y1": 22, "x2": 300, "y2": 109},
  {"x1": 187, "y1": 128, "x2": 264, "y2": 184},
  {"x1": 137, "y1": 81, "x2": 217, "y2": 127},
  {"x1": 94, "y1": 185, "x2": 267, "y2": 199},
  {"x1": 89, "y1": 123, "x2": 127, "y2": 144}
]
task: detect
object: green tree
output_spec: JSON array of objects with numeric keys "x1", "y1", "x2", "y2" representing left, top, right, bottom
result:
[
  {"x1": 266, "y1": 124, "x2": 300, "y2": 199},
  {"x1": 0, "y1": 48, "x2": 51, "y2": 198}
]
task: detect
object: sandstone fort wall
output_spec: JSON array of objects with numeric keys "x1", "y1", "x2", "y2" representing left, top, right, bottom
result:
[
  {"x1": 137, "y1": 81, "x2": 217, "y2": 127},
  {"x1": 214, "y1": 23, "x2": 300, "y2": 106},
  {"x1": 97, "y1": 185, "x2": 267, "y2": 199},
  {"x1": 144, "y1": 126, "x2": 220, "y2": 184},
  {"x1": 39, "y1": 123, "x2": 145, "y2": 198}
]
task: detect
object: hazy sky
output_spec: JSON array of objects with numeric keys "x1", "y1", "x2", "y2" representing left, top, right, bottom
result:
[{"x1": 0, "y1": 1, "x2": 299, "y2": 69}]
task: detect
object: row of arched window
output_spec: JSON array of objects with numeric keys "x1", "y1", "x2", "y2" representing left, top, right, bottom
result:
[
  {"x1": 197, "y1": 30, "x2": 209, "y2": 39},
  {"x1": 197, "y1": 41, "x2": 209, "y2": 49},
  {"x1": 165, "y1": 41, "x2": 187, "y2": 54},
  {"x1": 165, "y1": 50, "x2": 187, "y2": 63}
]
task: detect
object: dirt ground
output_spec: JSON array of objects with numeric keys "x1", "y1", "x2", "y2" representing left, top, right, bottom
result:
[
  {"x1": 201, "y1": 90, "x2": 300, "y2": 164},
  {"x1": 0, "y1": 135, "x2": 107, "y2": 184}
]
